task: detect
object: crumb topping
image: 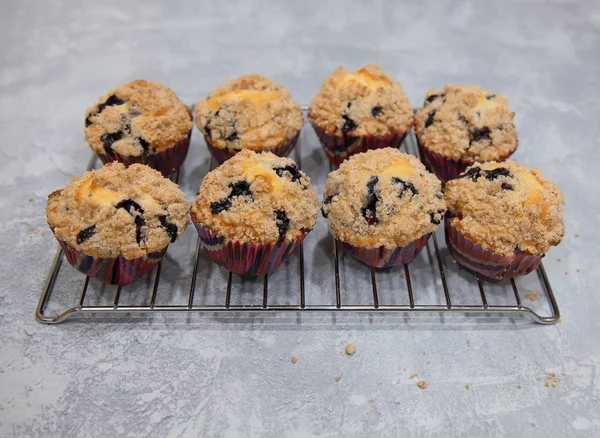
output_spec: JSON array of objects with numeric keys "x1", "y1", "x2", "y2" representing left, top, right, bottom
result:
[
  {"x1": 308, "y1": 65, "x2": 414, "y2": 137},
  {"x1": 322, "y1": 149, "x2": 446, "y2": 249},
  {"x1": 84, "y1": 80, "x2": 192, "y2": 157},
  {"x1": 195, "y1": 75, "x2": 303, "y2": 151},
  {"x1": 191, "y1": 149, "x2": 318, "y2": 244},
  {"x1": 444, "y1": 161, "x2": 564, "y2": 257},
  {"x1": 415, "y1": 85, "x2": 518, "y2": 161},
  {"x1": 46, "y1": 163, "x2": 189, "y2": 259}
]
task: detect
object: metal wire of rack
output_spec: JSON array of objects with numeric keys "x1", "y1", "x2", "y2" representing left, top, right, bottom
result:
[{"x1": 35, "y1": 108, "x2": 560, "y2": 324}]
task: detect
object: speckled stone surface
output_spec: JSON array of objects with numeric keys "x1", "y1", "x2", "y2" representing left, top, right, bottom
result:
[{"x1": 1, "y1": 0, "x2": 600, "y2": 436}]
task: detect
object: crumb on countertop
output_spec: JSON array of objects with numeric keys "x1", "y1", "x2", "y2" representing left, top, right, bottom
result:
[
  {"x1": 291, "y1": 357, "x2": 297, "y2": 364},
  {"x1": 526, "y1": 293, "x2": 538, "y2": 301},
  {"x1": 369, "y1": 399, "x2": 376, "y2": 404},
  {"x1": 28, "y1": 197, "x2": 35, "y2": 202},
  {"x1": 345, "y1": 343, "x2": 356, "y2": 355},
  {"x1": 576, "y1": 269, "x2": 581, "y2": 273},
  {"x1": 340, "y1": 340, "x2": 346, "y2": 345},
  {"x1": 427, "y1": 360, "x2": 431, "y2": 365},
  {"x1": 396, "y1": 379, "x2": 401, "y2": 384},
  {"x1": 396, "y1": 401, "x2": 401, "y2": 406},
  {"x1": 401, "y1": 273, "x2": 406, "y2": 280},
  {"x1": 417, "y1": 381, "x2": 428, "y2": 389},
  {"x1": 467, "y1": 340, "x2": 471, "y2": 347},
  {"x1": 557, "y1": 258, "x2": 562, "y2": 262},
  {"x1": 465, "y1": 384, "x2": 470, "y2": 390},
  {"x1": 544, "y1": 373, "x2": 560, "y2": 388},
  {"x1": 575, "y1": 233, "x2": 580, "y2": 238},
  {"x1": 517, "y1": 385, "x2": 522, "y2": 389},
  {"x1": 335, "y1": 376, "x2": 342, "y2": 382},
  {"x1": 409, "y1": 374, "x2": 417, "y2": 380},
  {"x1": 531, "y1": 423, "x2": 536, "y2": 427}
]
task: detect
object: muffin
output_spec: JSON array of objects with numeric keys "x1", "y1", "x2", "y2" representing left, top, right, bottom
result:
[
  {"x1": 190, "y1": 149, "x2": 318, "y2": 276},
  {"x1": 195, "y1": 75, "x2": 303, "y2": 164},
  {"x1": 84, "y1": 80, "x2": 193, "y2": 176},
  {"x1": 415, "y1": 85, "x2": 518, "y2": 181},
  {"x1": 46, "y1": 163, "x2": 189, "y2": 285},
  {"x1": 444, "y1": 161, "x2": 564, "y2": 279},
  {"x1": 322, "y1": 149, "x2": 446, "y2": 268},
  {"x1": 308, "y1": 65, "x2": 414, "y2": 166}
]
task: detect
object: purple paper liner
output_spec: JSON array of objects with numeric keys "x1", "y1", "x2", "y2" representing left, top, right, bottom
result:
[
  {"x1": 444, "y1": 216, "x2": 543, "y2": 280},
  {"x1": 191, "y1": 215, "x2": 310, "y2": 276},
  {"x1": 339, "y1": 233, "x2": 431, "y2": 268},
  {"x1": 310, "y1": 122, "x2": 410, "y2": 167},
  {"x1": 204, "y1": 131, "x2": 300, "y2": 164},
  {"x1": 416, "y1": 136, "x2": 518, "y2": 182},
  {"x1": 98, "y1": 131, "x2": 192, "y2": 177},
  {"x1": 54, "y1": 236, "x2": 166, "y2": 285}
]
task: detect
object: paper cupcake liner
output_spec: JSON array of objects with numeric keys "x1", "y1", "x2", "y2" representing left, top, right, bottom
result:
[
  {"x1": 310, "y1": 123, "x2": 410, "y2": 167},
  {"x1": 416, "y1": 136, "x2": 518, "y2": 182},
  {"x1": 54, "y1": 235, "x2": 166, "y2": 285},
  {"x1": 444, "y1": 217, "x2": 543, "y2": 280},
  {"x1": 205, "y1": 132, "x2": 300, "y2": 165},
  {"x1": 98, "y1": 131, "x2": 192, "y2": 177},
  {"x1": 191, "y1": 217, "x2": 309, "y2": 277},
  {"x1": 338, "y1": 233, "x2": 431, "y2": 268}
]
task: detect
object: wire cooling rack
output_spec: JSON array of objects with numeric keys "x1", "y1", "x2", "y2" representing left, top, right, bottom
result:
[{"x1": 36, "y1": 108, "x2": 560, "y2": 324}]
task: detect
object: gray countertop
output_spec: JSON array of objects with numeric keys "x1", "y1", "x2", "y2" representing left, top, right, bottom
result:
[{"x1": 1, "y1": 0, "x2": 599, "y2": 436}]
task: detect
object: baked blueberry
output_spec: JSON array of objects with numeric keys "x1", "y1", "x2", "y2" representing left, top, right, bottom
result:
[{"x1": 76, "y1": 225, "x2": 96, "y2": 244}]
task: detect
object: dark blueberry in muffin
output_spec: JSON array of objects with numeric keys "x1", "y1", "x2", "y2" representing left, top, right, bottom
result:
[
  {"x1": 342, "y1": 115, "x2": 358, "y2": 133},
  {"x1": 115, "y1": 199, "x2": 144, "y2": 214},
  {"x1": 361, "y1": 176, "x2": 380, "y2": 225},
  {"x1": 484, "y1": 167, "x2": 511, "y2": 180},
  {"x1": 425, "y1": 111, "x2": 436, "y2": 128},
  {"x1": 458, "y1": 115, "x2": 468, "y2": 124},
  {"x1": 486, "y1": 94, "x2": 496, "y2": 100},
  {"x1": 158, "y1": 215, "x2": 178, "y2": 243},
  {"x1": 425, "y1": 94, "x2": 444, "y2": 104},
  {"x1": 391, "y1": 177, "x2": 419, "y2": 198},
  {"x1": 347, "y1": 102, "x2": 352, "y2": 109},
  {"x1": 210, "y1": 180, "x2": 253, "y2": 214},
  {"x1": 274, "y1": 165, "x2": 302, "y2": 183},
  {"x1": 76, "y1": 225, "x2": 96, "y2": 244},
  {"x1": 470, "y1": 126, "x2": 491, "y2": 143},
  {"x1": 87, "y1": 95, "x2": 126, "y2": 126},
  {"x1": 210, "y1": 198, "x2": 232, "y2": 215},
  {"x1": 226, "y1": 130, "x2": 239, "y2": 142},
  {"x1": 371, "y1": 106, "x2": 383, "y2": 117},
  {"x1": 274, "y1": 209, "x2": 290, "y2": 241},
  {"x1": 321, "y1": 195, "x2": 334, "y2": 218},
  {"x1": 429, "y1": 212, "x2": 441, "y2": 225},
  {"x1": 134, "y1": 215, "x2": 145, "y2": 244},
  {"x1": 137, "y1": 137, "x2": 151, "y2": 156},
  {"x1": 460, "y1": 167, "x2": 483, "y2": 182},
  {"x1": 501, "y1": 182, "x2": 514, "y2": 191},
  {"x1": 100, "y1": 131, "x2": 125, "y2": 155}
]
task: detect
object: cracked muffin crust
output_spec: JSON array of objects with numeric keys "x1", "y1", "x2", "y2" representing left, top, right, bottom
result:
[
  {"x1": 415, "y1": 85, "x2": 518, "y2": 162},
  {"x1": 444, "y1": 161, "x2": 564, "y2": 257},
  {"x1": 308, "y1": 65, "x2": 414, "y2": 137},
  {"x1": 195, "y1": 75, "x2": 303, "y2": 152},
  {"x1": 191, "y1": 149, "x2": 318, "y2": 244},
  {"x1": 46, "y1": 163, "x2": 189, "y2": 259},
  {"x1": 322, "y1": 149, "x2": 446, "y2": 249},
  {"x1": 84, "y1": 80, "x2": 193, "y2": 158}
]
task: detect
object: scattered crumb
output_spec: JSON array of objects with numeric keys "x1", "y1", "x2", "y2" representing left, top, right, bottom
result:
[
  {"x1": 340, "y1": 340, "x2": 346, "y2": 345},
  {"x1": 526, "y1": 293, "x2": 538, "y2": 301},
  {"x1": 380, "y1": 317, "x2": 384, "y2": 323},
  {"x1": 369, "y1": 399, "x2": 376, "y2": 404},
  {"x1": 40, "y1": 231, "x2": 46, "y2": 237},
  {"x1": 557, "y1": 258, "x2": 562, "y2": 262},
  {"x1": 409, "y1": 374, "x2": 417, "y2": 380},
  {"x1": 591, "y1": 359, "x2": 594, "y2": 364},
  {"x1": 28, "y1": 197, "x2": 34, "y2": 202},
  {"x1": 465, "y1": 384, "x2": 470, "y2": 390},
  {"x1": 401, "y1": 273, "x2": 406, "y2": 280},
  {"x1": 575, "y1": 233, "x2": 580, "y2": 238},
  {"x1": 513, "y1": 356, "x2": 517, "y2": 360},
  {"x1": 561, "y1": 372, "x2": 566, "y2": 376},
  {"x1": 335, "y1": 376, "x2": 342, "y2": 382},
  {"x1": 291, "y1": 357, "x2": 297, "y2": 364},
  {"x1": 544, "y1": 373, "x2": 560, "y2": 388},
  {"x1": 565, "y1": 272, "x2": 568, "y2": 275},
  {"x1": 576, "y1": 269, "x2": 581, "y2": 273},
  {"x1": 466, "y1": 340, "x2": 471, "y2": 347},
  {"x1": 426, "y1": 360, "x2": 431, "y2": 365},
  {"x1": 417, "y1": 381, "x2": 428, "y2": 389},
  {"x1": 422, "y1": 351, "x2": 426, "y2": 356},
  {"x1": 378, "y1": 382, "x2": 382, "y2": 385},
  {"x1": 536, "y1": 378, "x2": 542, "y2": 382},
  {"x1": 517, "y1": 385, "x2": 522, "y2": 389},
  {"x1": 528, "y1": 364, "x2": 531, "y2": 367},
  {"x1": 396, "y1": 402, "x2": 401, "y2": 406},
  {"x1": 531, "y1": 423, "x2": 536, "y2": 427},
  {"x1": 395, "y1": 379, "x2": 401, "y2": 384},
  {"x1": 27, "y1": 227, "x2": 34, "y2": 232},
  {"x1": 345, "y1": 344, "x2": 356, "y2": 356}
]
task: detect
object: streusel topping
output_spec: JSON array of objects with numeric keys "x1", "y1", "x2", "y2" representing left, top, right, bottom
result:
[
  {"x1": 191, "y1": 149, "x2": 318, "y2": 244},
  {"x1": 195, "y1": 75, "x2": 303, "y2": 151},
  {"x1": 47, "y1": 163, "x2": 189, "y2": 259},
  {"x1": 322, "y1": 149, "x2": 446, "y2": 249},
  {"x1": 308, "y1": 65, "x2": 414, "y2": 137},
  {"x1": 84, "y1": 80, "x2": 193, "y2": 157},
  {"x1": 444, "y1": 161, "x2": 564, "y2": 257}
]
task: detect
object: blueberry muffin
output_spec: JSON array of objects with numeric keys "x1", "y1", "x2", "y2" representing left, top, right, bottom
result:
[
  {"x1": 84, "y1": 80, "x2": 193, "y2": 176},
  {"x1": 309, "y1": 65, "x2": 414, "y2": 166},
  {"x1": 195, "y1": 75, "x2": 303, "y2": 164},
  {"x1": 190, "y1": 149, "x2": 318, "y2": 276},
  {"x1": 46, "y1": 163, "x2": 189, "y2": 284},
  {"x1": 444, "y1": 161, "x2": 564, "y2": 279},
  {"x1": 415, "y1": 84, "x2": 518, "y2": 181},
  {"x1": 322, "y1": 148, "x2": 445, "y2": 268}
]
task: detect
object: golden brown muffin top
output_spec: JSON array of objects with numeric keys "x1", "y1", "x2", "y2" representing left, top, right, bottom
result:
[
  {"x1": 46, "y1": 163, "x2": 189, "y2": 259},
  {"x1": 191, "y1": 149, "x2": 318, "y2": 244},
  {"x1": 84, "y1": 80, "x2": 193, "y2": 157},
  {"x1": 415, "y1": 85, "x2": 518, "y2": 161},
  {"x1": 322, "y1": 149, "x2": 446, "y2": 249},
  {"x1": 308, "y1": 65, "x2": 414, "y2": 137},
  {"x1": 195, "y1": 75, "x2": 303, "y2": 151},
  {"x1": 444, "y1": 161, "x2": 564, "y2": 257}
]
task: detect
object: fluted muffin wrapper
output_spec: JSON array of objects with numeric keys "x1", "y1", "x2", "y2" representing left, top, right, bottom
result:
[
  {"x1": 98, "y1": 131, "x2": 191, "y2": 177},
  {"x1": 416, "y1": 136, "x2": 518, "y2": 182},
  {"x1": 205, "y1": 131, "x2": 300, "y2": 165},
  {"x1": 338, "y1": 233, "x2": 431, "y2": 268},
  {"x1": 191, "y1": 218, "x2": 309, "y2": 277},
  {"x1": 444, "y1": 216, "x2": 543, "y2": 280},
  {"x1": 310, "y1": 122, "x2": 410, "y2": 167},
  {"x1": 51, "y1": 230, "x2": 166, "y2": 285}
]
